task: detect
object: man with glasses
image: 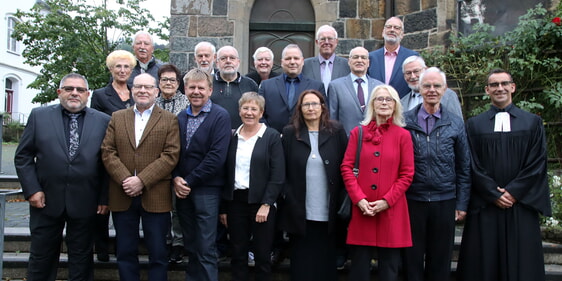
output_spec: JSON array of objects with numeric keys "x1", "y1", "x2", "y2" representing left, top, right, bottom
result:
[
  {"x1": 102, "y1": 73, "x2": 180, "y2": 281},
  {"x1": 400, "y1": 55, "x2": 463, "y2": 117},
  {"x1": 212, "y1": 45, "x2": 259, "y2": 129},
  {"x1": 328, "y1": 46, "x2": 384, "y2": 135},
  {"x1": 15, "y1": 73, "x2": 111, "y2": 280},
  {"x1": 303, "y1": 25, "x2": 350, "y2": 91},
  {"x1": 367, "y1": 17, "x2": 419, "y2": 98},
  {"x1": 403, "y1": 67, "x2": 471, "y2": 281},
  {"x1": 457, "y1": 69, "x2": 551, "y2": 281}
]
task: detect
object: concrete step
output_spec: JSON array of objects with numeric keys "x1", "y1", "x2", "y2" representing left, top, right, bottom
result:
[{"x1": 3, "y1": 227, "x2": 562, "y2": 280}]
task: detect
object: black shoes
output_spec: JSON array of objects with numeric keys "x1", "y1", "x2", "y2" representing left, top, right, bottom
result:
[{"x1": 169, "y1": 245, "x2": 184, "y2": 264}]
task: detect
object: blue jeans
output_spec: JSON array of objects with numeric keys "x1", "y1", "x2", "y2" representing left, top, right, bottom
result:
[
  {"x1": 177, "y1": 188, "x2": 221, "y2": 281},
  {"x1": 112, "y1": 197, "x2": 171, "y2": 281}
]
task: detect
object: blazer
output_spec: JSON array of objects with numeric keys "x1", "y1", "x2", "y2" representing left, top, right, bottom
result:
[
  {"x1": 279, "y1": 122, "x2": 348, "y2": 236},
  {"x1": 101, "y1": 105, "x2": 180, "y2": 213},
  {"x1": 174, "y1": 103, "x2": 232, "y2": 191},
  {"x1": 258, "y1": 74, "x2": 325, "y2": 133},
  {"x1": 401, "y1": 88, "x2": 464, "y2": 118},
  {"x1": 328, "y1": 74, "x2": 384, "y2": 135},
  {"x1": 302, "y1": 56, "x2": 350, "y2": 82},
  {"x1": 223, "y1": 126, "x2": 285, "y2": 206},
  {"x1": 367, "y1": 46, "x2": 419, "y2": 98},
  {"x1": 91, "y1": 83, "x2": 134, "y2": 115},
  {"x1": 15, "y1": 105, "x2": 110, "y2": 218}
]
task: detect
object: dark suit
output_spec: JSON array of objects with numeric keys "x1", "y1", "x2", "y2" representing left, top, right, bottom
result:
[
  {"x1": 15, "y1": 105, "x2": 110, "y2": 281},
  {"x1": 328, "y1": 74, "x2": 384, "y2": 134},
  {"x1": 279, "y1": 122, "x2": 348, "y2": 281},
  {"x1": 91, "y1": 83, "x2": 134, "y2": 115},
  {"x1": 367, "y1": 46, "x2": 419, "y2": 98},
  {"x1": 101, "y1": 105, "x2": 180, "y2": 281},
  {"x1": 223, "y1": 125, "x2": 285, "y2": 281},
  {"x1": 302, "y1": 56, "x2": 350, "y2": 82},
  {"x1": 258, "y1": 74, "x2": 325, "y2": 133}
]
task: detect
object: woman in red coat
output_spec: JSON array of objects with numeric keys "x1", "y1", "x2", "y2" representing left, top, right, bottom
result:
[{"x1": 341, "y1": 85, "x2": 414, "y2": 281}]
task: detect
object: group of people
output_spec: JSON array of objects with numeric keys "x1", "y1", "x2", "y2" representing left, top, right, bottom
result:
[{"x1": 14, "y1": 16, "x2": 551, "y2": 281}]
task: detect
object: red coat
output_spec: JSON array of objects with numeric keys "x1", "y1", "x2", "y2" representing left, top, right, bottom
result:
[{"x1": 341, "y1": 121, "x2": 414, "y2": 248}]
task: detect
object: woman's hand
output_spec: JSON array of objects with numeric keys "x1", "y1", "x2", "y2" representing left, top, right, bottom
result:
[
  {"x1": 370, "y1": 199, "x2": 389, "y2": 214},
  {"x1": 357, "y1": 199, "x2": 376, "y2": 216},
  {"x1": 256, "y1": 204, "x2": 270, "y2": 223}
]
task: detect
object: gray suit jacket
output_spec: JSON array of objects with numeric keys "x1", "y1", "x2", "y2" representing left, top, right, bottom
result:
[
  {"x1": 328, "y1": 74, "x2": 384, "y2": 135},
  {"x1": 302, "y1": 56, "x2": 350, "y2": 82},
  {"x1": 401, "y1": 88, "x2": 463, "y2": 118}
]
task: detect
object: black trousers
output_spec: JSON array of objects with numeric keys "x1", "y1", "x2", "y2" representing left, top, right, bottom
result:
[
  {"x1": 290, "y1": 220, "x2": 337, "y2": 281},
  {"x1": 350, "y1": 245, "x2": 401, "y2": 281},
  {"x1": 227, "y1": 190, "x2": 276, "y2": 281},
  {"x1": 28, "y1": 207, "x2": 95, "y2": 281},
  {"x1": 403, "y1": 199, "x2": 456, "y2": 281}
]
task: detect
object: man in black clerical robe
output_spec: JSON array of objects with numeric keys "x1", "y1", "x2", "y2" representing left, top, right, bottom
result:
[{"x1": 457, "y1": 68, "x2": 551, "y2": 281}]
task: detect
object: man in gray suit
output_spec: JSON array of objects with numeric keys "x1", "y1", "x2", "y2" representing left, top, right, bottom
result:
[
  {"x1": 15, "y1": 73, "x2": 110, "y2": 281},
  {"x1": 400, "y1": 55, "x2": 463, "y2": 117},
  {"x1": 302, "y1": 25, "x2": 350, "y2": 91},
  {"x1": 328, "y1": 47, "x2": 384, "y2": 135}
]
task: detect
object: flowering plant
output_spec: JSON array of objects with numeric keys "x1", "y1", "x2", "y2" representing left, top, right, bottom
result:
[{"x1": 553, "y1": 17, "x2": 561, "y2": 26}]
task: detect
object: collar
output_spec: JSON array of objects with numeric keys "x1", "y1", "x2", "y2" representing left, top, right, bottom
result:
[
  {"x1": 419, "y1": 105, "x2": 441, "y2": 120},
  {"x1": 234, "y1": 123, "x2": 267, "y2": 138},
  {"x1": 384, "y1": 45, "x2": 401, "y2": 55},
  {"x1": 283, "y1": 73, "x2": 302, "y2": 82},
  {"x1": 158, "y1": 91, "x2": 182, "y2": 102},
  {"x1": 317, "y1": 53, "x2": 336, "y2": 64},
  {"x1": 134, "y1": 103, "x2": 155, "y2": 115},
  {"x1": 187, "y1": 100, "x2": 212, "y2": 116},
  {"x1": 215, "y1": 71, "x2": 242, "y2": 83},
  {"x1": 350, "y1": 73, "x2": 368, "y2": 82},
  {"x1": 488, "y1": 103, "x2": 517, "y2": 120}
]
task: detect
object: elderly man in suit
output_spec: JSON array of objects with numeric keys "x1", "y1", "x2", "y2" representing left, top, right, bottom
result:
[
  {"x1": 329, "y1": 46, "x2": 384, "y2": 135},
  {"x1": 259, "y1": 44, "x2": 325, "y2": 133},
  {"x1": 367, "y1": 17, "x2": 419, "y2": 98},
  {"x1": 400, "y1": 55, "x2": 463, "y2": 117},
  {"x1": 15, "y1": 73, "x2": 110, "y2": 281},
  {"x1": 302, "y1": 25, "x2": 350, "y2": 91},
  {"x1": 101, "y1": 73, "x2": 180, "y2": 281}
]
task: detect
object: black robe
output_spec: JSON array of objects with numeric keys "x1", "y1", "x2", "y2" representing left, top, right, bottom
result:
[{"x1": 457, "y1": 104, "x2": 551, "y2": 281}]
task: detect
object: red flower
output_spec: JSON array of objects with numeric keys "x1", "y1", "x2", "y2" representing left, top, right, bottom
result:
[{"x1": 553, "y1": 17, "x2": 561, "y2": 26}]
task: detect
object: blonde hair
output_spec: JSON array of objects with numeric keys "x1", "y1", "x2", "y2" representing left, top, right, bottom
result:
[
  {"x1": 361, "y1": 85, "x2": 405, "y2": 127},
  {"x1": 106, "y1": 50, "x2": 137, "y2": 69}
]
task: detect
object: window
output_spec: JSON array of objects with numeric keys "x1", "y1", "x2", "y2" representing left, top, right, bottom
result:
[{"x1": 7, "y1": 16, "x2": 19, "y2": 53}]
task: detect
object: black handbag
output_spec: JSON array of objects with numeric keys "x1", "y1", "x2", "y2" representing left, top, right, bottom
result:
[{"x1": 337, "y1": 125, "x2": 362, "y2": 220}]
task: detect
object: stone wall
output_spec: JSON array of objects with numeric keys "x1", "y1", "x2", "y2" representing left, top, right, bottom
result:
[{"x1": 170, "y1": 0, "x2": 458, "y2": 73}]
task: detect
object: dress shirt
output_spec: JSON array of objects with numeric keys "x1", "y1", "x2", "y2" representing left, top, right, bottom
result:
[
  {"x1": 384, "y1": 46, "x2": 400, "y2": 84},
  {"x1": 233, "y1": 123, "x2": 267, "y2": 190},
  {"x1": 133, "y1": 104, "x2": 155, "y2": 147},
  {"x1": 417, "y1": 105, "x2": 441, "y2": 134},
  {"x1": 350, "y1": 73, "x2": 368, "y2": 106}
]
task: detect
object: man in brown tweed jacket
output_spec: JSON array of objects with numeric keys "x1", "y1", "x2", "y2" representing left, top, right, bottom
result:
[{"x1": 101, "y1": 73, "x2": 180, "y2": 281}]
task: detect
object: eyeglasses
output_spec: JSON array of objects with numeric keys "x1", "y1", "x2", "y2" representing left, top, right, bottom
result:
[
  {"x1": 404, "y1": 69, "x2": 423, "y2": 77},
  {"x1": 487, "y1": 81, "x2": 513, "y2": 88},
  {"x1": 301, "y1": 102, "x2": 322, "y2": 108},
  {"x1": 160, "y1": 77, "x2": 178, "y2": 83},
  {"x1": 218, "y1": 56, "x2": 238, "y2": 62},
  {"x1": 421, "y1": 84, "x2": 443, "y2": 90},
  {"x1": 318, "y1": 37, "x2": 336, "y2": 42},
  {"x1": 132, "y1": 84, "x2": 156, "y2": 90},
  {"x1": 384, "y1": 25, "x2": 402, "y2": 31},
  {"x1": 375, "y1": 96, "x2": 395, "y2": 103},
  {"x1": 60, "y1": 86, "x2": 88, "y2": 94},
  {"x1": 350, "y1": 55, "x2": 369, "y2": 60}
]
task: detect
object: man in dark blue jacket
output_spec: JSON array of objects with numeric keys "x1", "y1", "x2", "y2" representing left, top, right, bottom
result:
[
  {"x1": 173, "y1": 68, "x2": 232, "y2": 281},
  {"x1": 403, "y1": 67, "x2": 471, "y2": 281}
]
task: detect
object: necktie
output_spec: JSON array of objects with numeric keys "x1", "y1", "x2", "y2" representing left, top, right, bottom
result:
[
  {"x1": 68, "y1": 113, "x2": 80, "y2": 158},
  {"x1": 322, "y1": 60, "x2": 332, "y2": 91},
  {"x1": 355, "y1": 78, "x2": 365, "y2": 110},
  {"x1": 409, "y1": 92, "x2": 421, "y2": 110},
  {"x1": 287, "y1": 78, "x2": 296, "y2": 109}
]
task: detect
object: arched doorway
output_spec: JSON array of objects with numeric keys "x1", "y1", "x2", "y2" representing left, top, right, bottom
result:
[{"x1": 248, "y1": 0, "x2": 316, "y2": 73}]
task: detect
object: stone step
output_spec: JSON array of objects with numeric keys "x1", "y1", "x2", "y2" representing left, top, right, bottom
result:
[{"x1": 3, "y1": 227, "x2": 562, "y2": 280}]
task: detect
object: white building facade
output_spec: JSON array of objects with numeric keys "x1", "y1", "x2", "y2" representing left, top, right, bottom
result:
[{"x1": 1, "y1": 0, "x2": 43, "y2": 124}]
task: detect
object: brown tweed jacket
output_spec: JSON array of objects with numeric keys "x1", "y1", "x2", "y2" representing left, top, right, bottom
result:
[{"x1": 101, "y1": 105, "x2": 180, "y2": 213}]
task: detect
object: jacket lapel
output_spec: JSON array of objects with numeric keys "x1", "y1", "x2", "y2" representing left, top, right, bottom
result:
[
  {"x1": 51, "y1": 105, "x2": 69, "y2": 159},
  {"x1": 125, "y1": 108, "x2": 137, "y2": 148},
  {"x1": 138, "y1": 106, "x2": 163, "y2": 147}
]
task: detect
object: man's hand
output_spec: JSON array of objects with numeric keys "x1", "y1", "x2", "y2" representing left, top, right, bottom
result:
[
  {"x1": 256, "y1": 204, "x2": 270, "y2": 223},
  {"x1": 173, "y1": 176, "x2": 191, "y2": 199},
  {"x1": 28, "y1": 191, "x2": 45, "y2": 208},
  {"x1": 220, "y1": 214, "x2": 228, "y2": 227},
  {"x1": 495, "y1": 187, "x2": 516, "y2": 209},
  {"x1": 455, "y1": 210, "x2": 467, "y2": 221},
  {"x1": 97, "y1": 205, "x2": 109, "y2": 215},
  {"x1": 122, "y1": 176, "x2": 144, "y2": 197}
]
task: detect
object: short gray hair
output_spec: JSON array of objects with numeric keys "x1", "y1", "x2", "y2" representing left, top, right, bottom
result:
[
  {"x1": 59, "y1": 73, "x2": 89, "y2": 90},
  {"x1": 419, "y1": 67, "x2": 447, "y2": 86},
  {"x1": 252, "y1": 47, "x2": 274, "y2": 61},
  {"x1": 402, "y1": 55, "x2": 427, "y2": 73}
]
